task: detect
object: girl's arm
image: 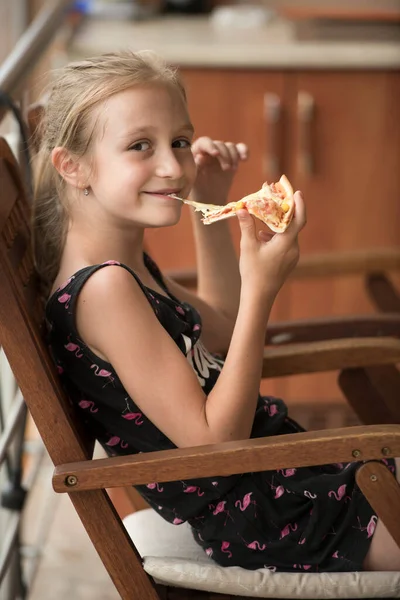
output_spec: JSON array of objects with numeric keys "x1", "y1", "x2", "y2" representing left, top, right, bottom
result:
[
  {"x1": 76, "y1": 192, "x2": 306, "y2": 448},
  {"x1": 162, "y1": 138, "x2": 247, "y2": 353},
  {"x1": 189, "y1": 138, "x2": 246, "y2": 322}
]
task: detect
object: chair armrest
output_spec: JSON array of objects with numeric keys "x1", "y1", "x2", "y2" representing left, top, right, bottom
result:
[
  {"x1": 261, "y1": 336, "x2": 400, "y2": 378},
  {"x1": 165, "y1": 248, "x2": 400, "y2": 288},
  {"x1": 52, "y1": 424, "x2": 400, "y2": 493},
  {"x1": 266, "y1": 314, "x2": 400, "y2": 345},
  {"x1": 293, "y1": 248, "x2": 400, "y2": 279}
]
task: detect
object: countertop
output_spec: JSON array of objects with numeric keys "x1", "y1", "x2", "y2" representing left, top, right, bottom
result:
[{"x1": 67, "y1": 15, "x2": 400, "y2": 69}]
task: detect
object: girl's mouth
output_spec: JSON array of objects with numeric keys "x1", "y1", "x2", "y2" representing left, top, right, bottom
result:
[{"x1": 143, "y1": 190, "x2": 183, "y2": 199}]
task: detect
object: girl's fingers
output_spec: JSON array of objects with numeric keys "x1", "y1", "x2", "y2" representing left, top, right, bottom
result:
[
  {"x1": 192, "y1": 137, "x2": 248, "y2": 171},
  {"x1": 292, "y1": 191, "x2": 307, "y2": 232},
  {"x1": 236, "y1": 142, "x2": 249, "y2": 161},
  {"x1": 276, "y1": 191, "x2": 306, "y2": 241},
  {"x1": 213, "y1": 140, "x2": 234, "y2": 170},
  {"x1": 216, "y1": 141, "x2": 248, "y2": 170},
  {"x1": 258, "y1": 229, "x2": 275, "y2": 243},
  {"x1": 191, "y1": 136, "x2": 220, "y2": 159}
]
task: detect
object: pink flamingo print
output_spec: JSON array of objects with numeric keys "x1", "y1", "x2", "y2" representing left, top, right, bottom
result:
[
  {"x1": 148, "y1": 293, "x2": 160, "y2": 305},
  {"x1": 278, "y1": 468, "x2": 296, "y2": 477},
  {"x1": 210, "y1": 501, "x2": 233, "y2": 525},
  {"x1": 354, "y1": 515, "x2": 377, "y2": 538},
  {"x1": 183, "y1": 484, "x2": 204, "y2": 497},
  {"x1": 122, "y1": 412, "x2": 143, "y2": 425},
  {"x1": 280, "y1": 522, "x2": 298, "y2": 539},
  {"x1": 246, "y1": 540, "x2": 266, "y2": 551},
  {"x1": 65, "y1": 342, "x2": 83, "y2": 358},
  {"x1": 90, "y1": 364, "x2": 114, "y2": 387},
  {"x1": 176, "y1": 306, "x2": 186, "y2": 316},
  {"x1": 264, "y1": 402, "x2": 278, "y2": 417},
  {"x1": 57, "y1": 365, "x2": 64, "y2": 374},
  {"x1": 293, "y1": 564, "x2": 311, "y2": 570},
  {"x1": 221, "y1": 542, "x2": 232, "y2": 558},
  {"x1": 328, "y1": 484, "x2": 351, "y2": 502},
  {"x1": 146, "y1": 482, "x2": 164, "y2": 493},
  {"x1": 169, "y1": 507, "x2": 184, "y2": 524},
  {"x1": 57, "y1": 276, "x2": 74, "y2": 292},
  {"x1": 58, "y1": 293, "x2": 71, "y2": 309},
  {"x1": 106, "y1": 436, "x2": 128, "y2": 449},
  {"x1": 205, "y1": 548, "x2": 213, "y2": 557},
  {"x1": 79, "y1": 400, "x2": 98, "y2": 413},
  {"x1": 193, "y1": 324, "x2": 201, "y2": 332},
  {"x1": 266, "y1": 476, "x2": 285, "y2": 499},
  {"x1": 382, "y1": 458, "x2": 396, "y2": 474},
  {"x1": 298, "y1": 537, "x2": 306, "y2": 545},
  {"x1": 122, "y1": 398, "x2": 143, "y2": 425},
  {"x1": 235, "y1": 492, "x2": 258, "y2": 515}
]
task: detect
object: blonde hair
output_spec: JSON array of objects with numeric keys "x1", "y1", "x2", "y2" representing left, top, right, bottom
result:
[{"x1": 32, "y1": 50, "x2": 186, "y2": 296}]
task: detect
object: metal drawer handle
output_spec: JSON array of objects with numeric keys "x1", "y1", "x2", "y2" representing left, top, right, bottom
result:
[
  {"x1": 297, "y1": 91, "x2": 315, "y2": 176},
  {"x1": 263, "y1": 92, "x2": 282, "y2": 179}
]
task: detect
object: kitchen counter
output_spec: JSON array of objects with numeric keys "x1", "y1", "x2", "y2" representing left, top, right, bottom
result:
[{"x1": 67, "y1": 14, "x2": 400, "y2": 69}]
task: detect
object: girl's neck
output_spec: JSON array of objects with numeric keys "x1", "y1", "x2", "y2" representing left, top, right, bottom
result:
[{"x1": 61, "y1": 221, "x2": 147, "y2": 274}]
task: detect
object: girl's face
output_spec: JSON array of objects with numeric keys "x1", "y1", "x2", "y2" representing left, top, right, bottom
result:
[{"x1": 84, "y1": 83, "x2": 196, "y2": 228}]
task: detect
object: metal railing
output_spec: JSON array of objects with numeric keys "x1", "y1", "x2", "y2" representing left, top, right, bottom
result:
[{"x1": 0, "y1": 1, "x2": 75, "y2": 598}]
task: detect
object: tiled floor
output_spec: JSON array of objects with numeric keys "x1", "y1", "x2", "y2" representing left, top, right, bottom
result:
[{"x1": 23, "y1": 455, "x2": 119, "y2": 600}]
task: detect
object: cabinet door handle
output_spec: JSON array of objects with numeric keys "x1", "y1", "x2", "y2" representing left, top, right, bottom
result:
[
  {"x1": 297, "y1": 91, "x2": 315, "y2": 176},
  {"x1": 263, "y1": 93, "x2": 282, "y2": 179}
]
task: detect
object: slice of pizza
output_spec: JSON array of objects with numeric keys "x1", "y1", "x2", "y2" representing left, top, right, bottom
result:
[{"x1": 174, "y1": 175, "x2": 294, "y2": 233}]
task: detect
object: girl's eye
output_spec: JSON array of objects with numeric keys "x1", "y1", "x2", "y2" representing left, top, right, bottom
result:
[
  {"x1": 129, "y1": 141, "x2": 151, "y2": 151},
  {"x1": 172, "y1": 139, "x2": 191, "y2": 149}
]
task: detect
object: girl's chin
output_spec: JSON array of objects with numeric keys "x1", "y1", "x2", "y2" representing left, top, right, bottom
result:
[{"x1": 146, "y1": 213, "x2": 182, "y2": 228}]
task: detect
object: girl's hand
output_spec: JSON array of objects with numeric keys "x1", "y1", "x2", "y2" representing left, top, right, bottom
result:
[
  {"x1": 191, "y1": 136, "x2": 248, "y2": 205},
  {"x1": 237, "y1": 191, "x2": 307, "y2": 300}
]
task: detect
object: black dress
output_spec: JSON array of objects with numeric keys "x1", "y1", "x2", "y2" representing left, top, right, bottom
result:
[{"x1": 45, "y1": 255, "x2": 396, "y2": 573}]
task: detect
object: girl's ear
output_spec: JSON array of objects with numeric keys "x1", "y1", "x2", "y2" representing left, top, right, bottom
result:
[{"x1": 51, "y1": 147, "x2": 88, "y2": 191}]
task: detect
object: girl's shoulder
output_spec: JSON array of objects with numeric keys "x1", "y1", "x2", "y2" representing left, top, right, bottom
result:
[
  {"x1": 45, "y1": 255, "x2": 199, "y2": 328},
  {"x1": 47, "y1": 254, "x2": 165, "y2": 306}
]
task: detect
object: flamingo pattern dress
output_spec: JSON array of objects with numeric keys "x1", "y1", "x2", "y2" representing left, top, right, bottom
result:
[{"x1": 45, "y1": 254, "x2": 396, "y2": 573}]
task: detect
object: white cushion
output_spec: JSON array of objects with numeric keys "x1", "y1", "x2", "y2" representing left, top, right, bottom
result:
[{"x1": 123, "y1": 508, "x2": 400, "y2": 598}]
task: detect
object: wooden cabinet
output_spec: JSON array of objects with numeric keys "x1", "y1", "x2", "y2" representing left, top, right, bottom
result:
[{"x1": 145, "y1": 68, "x2": 400, "y2": 404}]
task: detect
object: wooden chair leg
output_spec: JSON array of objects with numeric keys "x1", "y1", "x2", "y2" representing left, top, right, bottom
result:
[
  {"x1": 356, "y1": 461, "x2": 400, "y2": 549},
  {"x1": 338, "y1": 368, "x2": 396, "y2": 425},
  {"x1": 366, "y1": 273, "x2": 400, "y2": 313}
]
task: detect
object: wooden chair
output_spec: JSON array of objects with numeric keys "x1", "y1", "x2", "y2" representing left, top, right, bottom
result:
[
  {"x1": 366, "y1": 272, "x2": 400, "y2": 314},
  {"x1": 2, "y1": 137, "x2": 400, "y2": 599}
]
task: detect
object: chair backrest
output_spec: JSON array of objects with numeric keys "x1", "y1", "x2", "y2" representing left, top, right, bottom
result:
[{"x1": 0, "y1": 137, "x2": 162, "y2": 600}]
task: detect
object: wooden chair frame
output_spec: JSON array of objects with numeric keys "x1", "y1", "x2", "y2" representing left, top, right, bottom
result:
[{"x1": 1, "y1": 137, "x2": 400, "y2": 599}]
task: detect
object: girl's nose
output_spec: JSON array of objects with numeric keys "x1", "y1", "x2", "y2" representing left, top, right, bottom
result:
[{"x1": 155, "y1": 148, "x2": 184, "y2": 179}]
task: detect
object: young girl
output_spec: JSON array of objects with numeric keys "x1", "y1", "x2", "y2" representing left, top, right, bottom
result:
[{"x1": 33, "y1": 50, "x2": 399, "y2": 574}]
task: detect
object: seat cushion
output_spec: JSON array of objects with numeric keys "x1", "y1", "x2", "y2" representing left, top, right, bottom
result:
[{"x1": 123, "y1": 509, "x2": 400, "y2": 598}]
